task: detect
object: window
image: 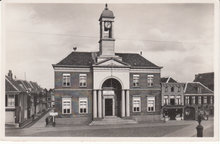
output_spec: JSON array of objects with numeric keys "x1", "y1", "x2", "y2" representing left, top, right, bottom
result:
[
  {"x1": 147, "y1": 97, "x2": 155, "y2": 112},
  {"x1": 192, "y1": 96, "x2": 196, "y2": 104},
  {"x1": 185, "y1": 96, "x2": 189, "y2": 104},
  {"x1": 171, "y1": 87, "x2": 174, "y2": 92},
  {"x1": 178, "y1": 86, "x2": 181, "y2": 92},
  {"x1": 197, "y1": 87, "x2": 202, "y2": 93},
  {"x1": 164, "y1": 95, "x2": 169, "y2": 105},
  {"x1": 169, "y1": 95, "x2": 175, "y2": 105},
  {"x1": 175, "y1": 95, "x2": 181, "y2": 105},
  {"x1": 133, "y1": 97, "x2": 141, "y2": 112},
  {"x1": 7, "y1": 95, "x2": 15, "y2": 107},
  {"x1": 133, "y1": 75, "x2": 139, "y2": 87},
  {"x1": 198, "y1": 96, "x2": 202, "y2": 104},
  {"x1": 62, "y1": 73, "x2": 70, "y2": 87},
  {"x1": 79, "y1": 74, "x2": 87, "y2": 87},
  {"x1": 147, "y1": 75, "x2": 154, "y2": 87},
  {"x1": 165, "y1": 86, "x2": 168, "y2": 92},
  {"x1": 210, "y1": 96, "x2": 213, "y2": 104},
  {"x1": 203, "y1": 96, "x2": 207, "y2": 104},
  {"x1": 79, "y1": 97, "x2": 88, "y2": 114},
  {"x1": 62, "y1": 98, "x2": 71, "y2": 114}
]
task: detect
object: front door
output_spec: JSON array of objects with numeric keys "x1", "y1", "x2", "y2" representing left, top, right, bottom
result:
[{"x1": 105, "y1": 99, "x2": 113, "y2": 116}]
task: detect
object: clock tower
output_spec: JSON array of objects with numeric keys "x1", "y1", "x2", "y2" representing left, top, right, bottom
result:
[{"x1": 98, "y1": 4, "x2": 117, "y2": 61}]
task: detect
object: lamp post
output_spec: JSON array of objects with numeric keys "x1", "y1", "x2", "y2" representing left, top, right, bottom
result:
[{"x1": 196, "y1": 113, "x2": 203, "y2": 137}]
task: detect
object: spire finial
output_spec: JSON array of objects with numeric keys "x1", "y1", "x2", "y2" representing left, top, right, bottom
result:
[{"x1": 105, "y1": 3, "x2": 108, "y2": 10}]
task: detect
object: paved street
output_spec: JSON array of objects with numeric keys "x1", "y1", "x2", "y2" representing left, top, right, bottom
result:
[{"x1": 5, "y1": 111, "x2": 214, "y2": 137}]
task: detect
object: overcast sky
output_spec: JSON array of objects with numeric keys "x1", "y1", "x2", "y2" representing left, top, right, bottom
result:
[{"x1": 5, "y1": 3, "x2": 214, "y2": 89}]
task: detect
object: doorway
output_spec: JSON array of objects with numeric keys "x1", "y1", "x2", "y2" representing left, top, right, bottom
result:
[{"x1": 105, "y1": 98, "x2": 113, "y2": 116}]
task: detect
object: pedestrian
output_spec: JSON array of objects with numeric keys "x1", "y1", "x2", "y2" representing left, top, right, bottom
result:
[{"x1": 45, "y1": 117, "x2": 48, "y2": 127}]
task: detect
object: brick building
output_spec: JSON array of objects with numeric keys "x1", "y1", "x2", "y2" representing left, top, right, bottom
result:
[
  {"x1": 183, "y1": 82, "x2": 214, "y2": 120},
  {"x1": 52, "y1": 5, "x2": 162, "y2": 125},
  {"x1": 161, "y1": 77, "x2": 185, "y2": 120}
]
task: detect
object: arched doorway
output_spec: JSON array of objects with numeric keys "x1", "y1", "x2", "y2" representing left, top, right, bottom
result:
[{"x1": 102, "y1": 78, "x2": 122, "y2": 117}]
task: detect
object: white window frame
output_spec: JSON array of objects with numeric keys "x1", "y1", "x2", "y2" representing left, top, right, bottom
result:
[
  {"x1": 62, "y1": 73, "x2": 71, "y2": 87},
  {"x1": 210, "y1": 96, "x2": 213, "y2": 104},
  {"x1": 192, "y1": 96, "x2": 196, "y2": 104},
  {"x1": 147, "y1": 75, "x2": 154, "y2": 87},
  {"x1": 185, "y1": 96, "x2": 189, "y2": 104},
  {"x1": 203, "y1": 96, "x2": 207, "y2": 104},
  {"x1": 164, "y1": 95, "x2": 169, "y2": 105},
  {"x1": 147, "y1": 97, "x2": 155, "y2": 112},
  {"x1": 79, "y1": 97, "x2": 88, "y2": 114},
  {"x1": 133, "y1": 97, "x2": 141, "y2": 112},
  {"x1": 198, "y1": 96, "x2": 202, "y2": 104},
  {"x1": 175, "y1": 95, "x2": 181, "y2": 105},
  {"x1": 133, "y1": 75, "x2": 140, "y2": 87},
  {"x1": 7, "y1": 95, "x2": 15, "y2": 107},
  {"x1": 62, "y1": 98, "x2": 71, "y2": 114},
  {"x1": 79, "y1": 74, "x2": 87, "y2": 87}
]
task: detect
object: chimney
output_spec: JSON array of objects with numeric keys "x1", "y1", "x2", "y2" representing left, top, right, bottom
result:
[
  {"x1": 8, "y1": 70, "x2": 13, "y2": 79},
  {"x1": 140, "y1": 51, "x2": 142, "y2": 55}
]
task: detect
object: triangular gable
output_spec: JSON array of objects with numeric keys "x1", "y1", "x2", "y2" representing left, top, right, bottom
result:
[{"x1": 94, "y1": 58, "x2": 130, "y2": 67}]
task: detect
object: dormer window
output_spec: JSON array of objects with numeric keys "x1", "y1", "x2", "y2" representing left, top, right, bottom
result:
[{"x1": 197, "y1": 87, "x2": 202, "y2": 93}]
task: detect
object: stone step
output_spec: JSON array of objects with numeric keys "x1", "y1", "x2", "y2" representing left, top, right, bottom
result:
[{"x1": 89, "y1": 117, "x2": 137, "y2": 126}]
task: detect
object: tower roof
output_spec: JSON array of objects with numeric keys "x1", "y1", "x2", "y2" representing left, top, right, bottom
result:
[{"x1": 99, "y1": 4, "x2": 115, "y2": 20}]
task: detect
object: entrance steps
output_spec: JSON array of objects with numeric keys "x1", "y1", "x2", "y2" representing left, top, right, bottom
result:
[{"x1": 89, "y1": 116, "x2": 137, "y2": 126}]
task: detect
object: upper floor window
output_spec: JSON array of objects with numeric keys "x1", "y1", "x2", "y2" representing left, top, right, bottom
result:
[
  {"x1": 62, "y1": 98, "x2": 71, "y2": 114},
  {"x1": 175, "y1": 95, "x2": 181, "y2": 105},
  {"x1": 147, "y1": 75, "x2": 154, "y2": 87},
  {"x1": 185, "y1": 96, "x2": 189, "y2": 104},
  {"x1": 133, "y1": 75, "x2": 140, "y2": 87},
  {"x1": 62, "y1": 73, "x2": 71, "y2": 87},
  {"x1": 133, "y1": 97, "x2": 141, "y2": 112},
  {"x1": 147, "y1": 97, "x2": 155, "y2": 112},
  {"x1": 171, "y1": 87, "x2": 174, "y2": 92},
  {"x1": 165, "y1": 86, "x2": 168, "y2": 92},
  {"x1": 7, "y1": 95, "x2": 15, "y2": 107},
  {"x1": 177, "y1": 86, "x2": 181, "y2": 92},
  {"x1": 79, "y1": 97, "x2": 88, "y2": 114},
  {"x1": 198, "y1": 96, "x2": 202, "y2": 104},
  {"x1": 197, "y1": 87, "x2": 202, "y2": 93},
  {"x1": 164, "y1": 95, "x2": 169, "y2": 105},
  {"x1": 192, "y1": 96, "x2": 196, "y2": 104},
  {"x1": 210, "y1": 96, "x2": 213, "y2": 104},
  {"x1": 203, "y1": 96, "x2": 207, "y2": 104},
  {"x1": 169, "y1": 95, "x2": 175, "y2": 105},
  {"x1": 79, "y1": 74, "x2": 87, "y2": 87}
]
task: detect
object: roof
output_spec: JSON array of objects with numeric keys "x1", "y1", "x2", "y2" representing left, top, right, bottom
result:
[
  {"x1": 99, "y1": 4, "x2": 114, "y2": 20},
  {"x1": 53, "y1": 52, "x2": 161, "y2": 69},
  {"x1": 193, "y1": 72, "x2": 214, "y2": 91},
  {"x1": 161, "y1": 76, "x2": 177, "y2": 83},
  {"x1": 184, "y1": 82, "x2": 213, "y2": 94},
  {"x1": 5, "y1": 76, "x2": 24, "y2": 93}
]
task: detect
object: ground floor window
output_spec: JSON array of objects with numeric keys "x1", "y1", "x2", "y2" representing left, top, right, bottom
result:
[
  {"x1": 192, "y1": 96, "x2": 195, "y2": 104},
  {"x1": 147, "y1": 97, "x2": 155, "y2": 112},
  {"x1": 62, "y1": 98, "x2": 71, "y2": 114},
  {"x1": 185, "y1": 96, "x2": 189, "y2": 104},
  {"x1": 203, "y1": 96, "x2": 207, "y2": 104},
  {"x1": 79, "y1": 97, "x2": 88, "y2": 114},
  {"x1": 133, "y1": 97, "x2": 141, "y2": 112}
]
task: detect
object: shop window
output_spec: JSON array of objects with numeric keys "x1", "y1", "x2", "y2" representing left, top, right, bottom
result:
[
  {"x1": 79, "y1": 97, "x2": 88, "y2": 114},
  {"x1": 79, "y1": 74, "x2": 87, "y2": 87},
  {"x1": 147, "y1": 97, "x2": 155, "y2": 112},
  {"x1": 62, "y1": 73, "x2": 71, "y2": 87},
  {"x1": 133, "y1": 97, "x2": 141, "y2": 112},
  {"x1": 62, "y1": 98, "x2": 71, "y2": 114}
]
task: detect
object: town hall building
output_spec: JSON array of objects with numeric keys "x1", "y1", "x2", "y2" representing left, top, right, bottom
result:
[{"x1": 52, "y1": 5, "x2": 162, "y2": 125}]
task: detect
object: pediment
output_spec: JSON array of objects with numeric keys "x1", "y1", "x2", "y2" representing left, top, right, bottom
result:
[{"x1": 94, "y1": 58, "x2": 130, "y2": 67}]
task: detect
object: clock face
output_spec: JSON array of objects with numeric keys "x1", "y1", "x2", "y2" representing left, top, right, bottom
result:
[{"x1": 104, "y1": 22, "x2": 111, "y2": 29}]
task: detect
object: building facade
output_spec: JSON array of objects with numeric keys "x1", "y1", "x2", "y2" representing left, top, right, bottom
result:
[
  {"x1": 161, "y1": 77, "x2": 185, "y2": 120},
  {"x1": 183, "y1": 82, "x2": 214, "y2": 120},
  {"x1": 52, "y1": 5, "x2": 162, "y2": 125}
]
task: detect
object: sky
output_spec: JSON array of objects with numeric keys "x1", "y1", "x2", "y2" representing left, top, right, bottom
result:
[{"x1": 4, "y1": 3, "x2": 214, "y2": 89}]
